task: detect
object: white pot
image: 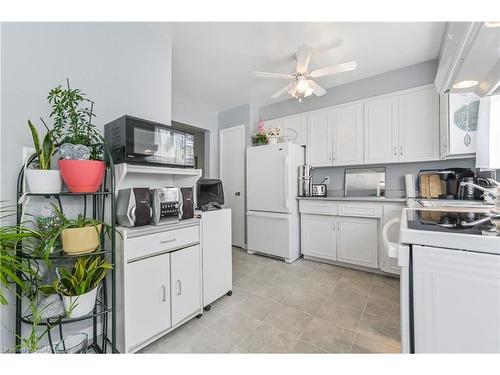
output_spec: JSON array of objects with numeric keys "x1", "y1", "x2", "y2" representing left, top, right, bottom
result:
[
  {"x1": 62, "y1": 286, "x2": 98, "y2": 318},
  {"x1": 25, "y1": 169, "x2": 62, "y2": 194},
  {"x1": 268, "y1": 136, "x2": 279, "y2": 145}
]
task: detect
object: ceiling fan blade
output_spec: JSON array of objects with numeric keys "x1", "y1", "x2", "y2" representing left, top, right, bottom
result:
[
  {"x1": 271, "y1": 82, "x2": 295, "y2": 98},
  {"x1": 295, "y1": 45, "x2": 312, "y2": 73},
  {"x1": 307, "y1": 80, "x2": 327, "y2": 97},
  {"x1": 309, "y1": 61, "x2": 357, "y2": 78},
  {"x1": 255, "y1": 71, "x2": 294, "y2": 79}
]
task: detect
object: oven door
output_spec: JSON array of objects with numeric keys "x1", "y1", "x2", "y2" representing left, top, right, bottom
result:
[{"x1": 125, "y1": 118, "x2": 184, "y2": 166}]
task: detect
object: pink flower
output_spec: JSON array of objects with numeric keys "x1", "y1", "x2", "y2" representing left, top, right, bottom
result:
[{"x1": 257, "y1": 118, "x2": 265, "y2": 134}]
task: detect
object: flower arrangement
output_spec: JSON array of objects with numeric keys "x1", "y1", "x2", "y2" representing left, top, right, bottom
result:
[
  {"x1": 252, "y1": 118, "x2": 268, "y2": 146},
  {"x1": 266, "y1": 127, "x2": 282, "y2": 144}
]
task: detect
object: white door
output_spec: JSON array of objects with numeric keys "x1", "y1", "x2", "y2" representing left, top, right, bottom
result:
[
  {"x1": 332, "y1": 103, "x2": 364, "y2": 166},
  {"x1": 413, "y1": 245, "x2": 500, "y2": 353},
  {"x1": 306, "y1": 109, "x2": 333, "y2": 167},
  {"x1": 301, "y1": 214, "x2": 336, "y2": 260},
  {"x1": 125, "y1": 254, "x2": 171, "y2": 350},
  {"x1": 364, "y1": 96, "x2": 399, "y2": 164},
  {"x1": 247, "y1": 211, "x2": 291, "y2": 259},
  {"x1": 380, "y1": 205, "x2": 402, "y2": 275},
  {"x1": 398, "y1": 87, "x2": 439, "y2": 162},
  {"x1": 220, "y1": 125, "x2": 245, "y2": 248},
  {"x1": 336, "y1": 217, "x2": 378, "y2": 268},
  {"x1": 282, "y1": 114, "x2": 306, "y2": 145},
  {"x1": 247, "y1": 143, "x2": 290, "y2": 213},
  {"x1": 170, "y1": 245, "x2": 202, "y2": 326}
]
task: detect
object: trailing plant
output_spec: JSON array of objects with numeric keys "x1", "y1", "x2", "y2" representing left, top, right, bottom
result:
[
  {"x1": 39, "y1": 256, "x2": 112, "y2": 297},
  {"x1": 47, "y1": 79, "x2": 103, "y2": 160},
  {"x1": 27, "y1": 120, "x2": 56, "y2": 170},
  {"x1": 36, "y1": 204, "x2": 117, "y2": 259},
  {"x1": 251, "y1": 132, "x2": 268, "y2": 145}
]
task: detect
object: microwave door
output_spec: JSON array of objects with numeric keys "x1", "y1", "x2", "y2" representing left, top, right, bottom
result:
[{"x1": 152, "y1": 127, "x2": 176, "y2": 165}]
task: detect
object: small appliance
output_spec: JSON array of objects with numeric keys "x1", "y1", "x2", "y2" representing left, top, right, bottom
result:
[
  {"x1": 105, "y1": 115, "x2": 195, "y2": 168},
  {"x1": 418, "y1": 168, "x2": 475, "y2": 199},
  {"x1": 116, "y1": 188, "x2": 152, "y2": 227},
  {"x1": 197, "y1": 179, "x2": 224, "y2": 211},
  {"x1": 150, "y1": 188, "x2": 181, "y2": 225},
  {"x1": 311, "y1": 183, "x2": 327, "y2": 197},
  {"x1": 180, "y1": 187, "x2": 194, "y2": 220},
  {"x1": 298, "y1": 164, "x2": 312, "y2": 197}
]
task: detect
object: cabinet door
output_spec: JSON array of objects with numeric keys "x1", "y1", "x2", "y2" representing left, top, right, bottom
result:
[
  {"x1": 332, "y1": 103, "x2": 364, "y2": 166},
  {"x1": 336, "y1": 217, "x2": 378, "y2": 268},
  {"x1": 306, "y1": 110, "x2": 333, "y2": 167},
  {"x1": 301, "y1": 214, "x2": 336, "y2": 260},
  {"x1": 125, "y1": 253, "x2": 171, "y2": 350},
  {"x1": 364, "y1": 96, "x2": 399, "y2": 164},
  {"x1": 413, "y1": 245, "x2": 500, "y2": 353},
  {"x1": 282, "y1": 114, "x2": 306, "y2": 145},
  {"x1": 170, "y1": 245, "x2": 202, "y2": 326},
  {"x1": 398, "y1": 87, "x2": 439, "y2": 162},
  {"x1": 380, "y1": 205, "x2": 402, "y2": 275}
]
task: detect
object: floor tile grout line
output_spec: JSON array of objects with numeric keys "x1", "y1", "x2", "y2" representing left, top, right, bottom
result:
[{"x1": 349, "y1": 275, "x2": 375, "y2": 352}]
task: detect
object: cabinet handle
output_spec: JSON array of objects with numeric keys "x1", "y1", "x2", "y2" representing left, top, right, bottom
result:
[
  {"x1": 394, "y1": 146, "x2": 397, "y2": 157},
  {"x1": 332, "y1": 223, "x2": 335, "y2": 231},
  {"x1": 176, "y1": 280, "x2": 182, "y2": 295},
  {"x1": 400, "y1": 145, "x2": 403, "y2": 157},
  {"x1": 160, "y1": 238, "x2": 176, "y2": 244},
  {"x1": 161, "y1": 285, "x2": 166, "y2": 302},
  {"x1": 333, "y1": 152, "x2": 336, "y2": 161},
  {"x1": 328, "y1": 151, "x2": 332, "y2": 161}
]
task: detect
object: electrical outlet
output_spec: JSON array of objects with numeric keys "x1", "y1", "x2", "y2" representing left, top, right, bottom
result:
[
  {"x1": 22, "y1": 147, "x2": 36, "y2": 163},
  {"x1": 323, "y1": 177, "x2": 330, "y2": 185}
]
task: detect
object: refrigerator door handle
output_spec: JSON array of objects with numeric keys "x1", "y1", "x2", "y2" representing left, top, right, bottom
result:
[{"x1": 283, "y1": 155, "x2": 289, "y2": 209}]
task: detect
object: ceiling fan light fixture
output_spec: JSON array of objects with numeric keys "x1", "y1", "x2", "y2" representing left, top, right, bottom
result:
[
  {"x1": 452, "y1": 80, "x2": 479, "y2": 89},
  {"x1": 296, "y1": 77, "x2": 309, "y2": 94}
]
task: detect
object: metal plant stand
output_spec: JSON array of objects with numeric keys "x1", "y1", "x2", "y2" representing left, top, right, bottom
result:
[{"x1": 14, "y1": 145, "x2": 116, "y2": 353}]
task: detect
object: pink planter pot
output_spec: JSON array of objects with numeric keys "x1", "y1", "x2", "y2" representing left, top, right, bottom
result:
[{"x1": 59, "y1": 160, "x2": 105, "y2": 193}]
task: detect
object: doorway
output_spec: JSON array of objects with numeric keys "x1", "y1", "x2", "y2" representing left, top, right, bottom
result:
[{"x1": 219, "y1": 125, "x2": 246, "y2": 248}]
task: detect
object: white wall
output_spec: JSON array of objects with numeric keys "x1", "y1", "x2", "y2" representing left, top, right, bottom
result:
[
  {"x1": 0, "y1": 22, "x2": 172, "y2": 350},
  {"x1": 172, "y1": 91, "x2": 219, "y2": 178}
]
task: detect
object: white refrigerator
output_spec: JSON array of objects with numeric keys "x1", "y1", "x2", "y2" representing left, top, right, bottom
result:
[{"x1": 246, "y1": 142, "x2": 305, "y2": 263}]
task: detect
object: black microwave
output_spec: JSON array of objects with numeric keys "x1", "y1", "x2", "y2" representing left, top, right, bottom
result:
[{"x1": 105, "y1": 115, "x2": 195, "y2": 168}]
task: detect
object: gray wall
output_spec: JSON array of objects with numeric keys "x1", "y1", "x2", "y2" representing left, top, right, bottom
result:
[
  {"x1": 259, "y1": 59, "x2": 438, "y2": 120},
  {"x1": 0, "y1": 22, "x2": 172, "y2": 349}
]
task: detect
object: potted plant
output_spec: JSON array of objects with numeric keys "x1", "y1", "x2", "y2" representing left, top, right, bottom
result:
[
  {"x1": 40, "y1": 256, "x2": 112, "y2": 318},
  {"x1": 251, "y1": 118, "x2": 268, "y2": 146},
  {"x1": 267, "y1": 127, "x2": 282, "y2": 145},
  {"x1": 24, "y1": 120, "x2": 61, "y2": 193},
  {"x1": 48, "y1": 80, "x2": 106, "y2": 193},
  {"x1": 38, "y1": 205, "x2": 114, "y2": 256}
]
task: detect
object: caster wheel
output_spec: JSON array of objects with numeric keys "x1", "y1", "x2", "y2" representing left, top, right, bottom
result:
[
  {"x1": 204, "y1": 305, "x2": 212, "y2": 312},
  {"x1": 227, "y1": 290, "x2": 233, "y2": 296},
  {"x1": 196, "y1": 313, "x2": 203, "y2": 319}
]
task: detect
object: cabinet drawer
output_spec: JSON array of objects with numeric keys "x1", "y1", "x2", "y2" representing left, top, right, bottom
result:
[
  {"x1": 299, "y1": 200, "x2": 338, "y2": 215},
  {"x1": 338, "y1": 203, "x2": 382, "y2": 218},
  {"x1": 125, "y1": 225, "x2": 199, "y2": 262}
]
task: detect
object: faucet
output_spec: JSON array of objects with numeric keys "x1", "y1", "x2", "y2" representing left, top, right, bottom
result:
[{"x1": 459, "y1": 180, "x2": 498, "y2": 204}]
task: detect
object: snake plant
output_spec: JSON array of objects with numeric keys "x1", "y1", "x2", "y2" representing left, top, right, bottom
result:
[{"x1": 27, "y1": 120, "x2": 56, "y2": 170}]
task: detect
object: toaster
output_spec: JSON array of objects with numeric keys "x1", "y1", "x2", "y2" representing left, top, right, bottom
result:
[{"x1": 311, "y1": 184, "x2": 327, "y2": 197}]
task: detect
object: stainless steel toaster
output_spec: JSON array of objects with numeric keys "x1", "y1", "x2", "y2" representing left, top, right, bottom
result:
[{"x1": 311, "y1": 184, "x2": 327, "y2": 197}]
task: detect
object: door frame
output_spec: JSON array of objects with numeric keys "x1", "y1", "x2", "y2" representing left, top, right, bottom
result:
[{"x1": 219, "y1": 124, "x2": 246, "y2": 249}]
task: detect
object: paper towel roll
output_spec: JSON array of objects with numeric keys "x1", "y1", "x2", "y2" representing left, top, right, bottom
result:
[{"x1": 405, "y1": 174, "x2": 416, "y2": 198}]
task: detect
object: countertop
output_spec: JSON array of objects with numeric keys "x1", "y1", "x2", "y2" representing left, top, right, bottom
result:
[{"x1": 297, "y1": 196, "x2": 406, "y2": 203}]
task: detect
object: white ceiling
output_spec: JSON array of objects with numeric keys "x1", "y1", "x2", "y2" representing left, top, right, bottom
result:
[{"x1": 155, "y1": 22, "x2": 446, "y2": 112}]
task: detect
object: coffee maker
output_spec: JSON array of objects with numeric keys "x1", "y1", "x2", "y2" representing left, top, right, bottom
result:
[{"x1": 437, "y1": 168, "x2": 475, "y2": 199}]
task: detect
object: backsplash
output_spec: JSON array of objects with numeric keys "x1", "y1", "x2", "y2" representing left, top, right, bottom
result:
[{"x1": 311, "y1": 158, "x2": 477, "y2": 197}]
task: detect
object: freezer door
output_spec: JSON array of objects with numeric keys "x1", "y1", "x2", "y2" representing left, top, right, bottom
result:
[
  {"x1": 247, "y1": 211, "x2": 290, "y2": 259},
  {"x1": 247, "y1": 143, "x2": 291, "y2": 213}
]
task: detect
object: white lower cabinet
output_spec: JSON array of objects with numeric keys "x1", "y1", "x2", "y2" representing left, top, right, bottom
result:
[
  {"x1": 336, "y1": 217, "x2": 378, "y2": 268},
  {"x1": 125, "y1": 253, "x2": 171, "y2": 351},
  {"x1": 301, "y1": 214, "x2": 336, "y2": 260},
  {"x1": 170, "y1": 245, "x2": 202, "y2": 326}
]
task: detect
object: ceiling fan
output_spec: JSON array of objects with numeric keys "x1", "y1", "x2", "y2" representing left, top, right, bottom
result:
[{"x1": 255, "y1": 45, "x2": 357, "y2": 102}]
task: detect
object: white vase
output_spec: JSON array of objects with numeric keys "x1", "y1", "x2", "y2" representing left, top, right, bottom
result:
[
  {"x1": 268, "y1": 136, "x2": 279, "y2": 145},
  {"x1": 25, "y1": 169, "x2": 62, "y2": 194},
  {"x1": 62, "y1": 286, "x2": 99, "y2": 318}
]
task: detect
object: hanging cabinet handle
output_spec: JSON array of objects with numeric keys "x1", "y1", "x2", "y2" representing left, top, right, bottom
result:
[
  {"x1": 400, "y1": 145, "x2": 403, "y2": 157},
  {"x1": 176, "y1": 280, "x2": 182, "y2": 295},
  {"x1": 328, "y1": 151, "x2": 332, "y2": 161},
  {"x1": 161, "y1": 285, "x2": 166, "y2": 302},
  {"x1": 393, "y1": 146, "x2": 397, "y2": 157}
]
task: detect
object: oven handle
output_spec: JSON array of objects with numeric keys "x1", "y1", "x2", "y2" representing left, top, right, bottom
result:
[{"x1": 382, "y1": 217, "x2": 400, "y2": 258}]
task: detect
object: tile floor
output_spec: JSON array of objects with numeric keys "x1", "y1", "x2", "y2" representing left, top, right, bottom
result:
[{"x1": 140, "y1": 247, "x2": 401, "y2": 354}]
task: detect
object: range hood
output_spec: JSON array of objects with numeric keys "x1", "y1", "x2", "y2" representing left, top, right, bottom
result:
[{"x1": 435, "y1": 22, "x2": 500, "y2": 97}]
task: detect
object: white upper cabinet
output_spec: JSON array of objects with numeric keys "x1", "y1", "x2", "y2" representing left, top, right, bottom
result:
[
  {"x1": 306, "y1": 109, "x2": 332, "y2": 167},
  {"x1": 364, "y1": 96, "x2": 399, "y2": 164},
  {"x1": 398, "y1": 86, "x2": 439, "y2": 162},
  {"x1": 331, "y1": 103, "x2": 364, "y2": 166},
  {"x1": 281, "y1": 114, "x2": 306, "y2": 145}
]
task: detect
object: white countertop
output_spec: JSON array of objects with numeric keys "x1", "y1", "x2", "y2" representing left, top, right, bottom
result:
[
  {"x1": 297, "y1": 196, "x2": 406, "y2": 203},
  {"x1": 399, "y1": 207, "x2": 500, "y2": 255}
]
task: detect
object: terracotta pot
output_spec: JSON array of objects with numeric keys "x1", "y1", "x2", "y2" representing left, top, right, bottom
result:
[
  {"x1": 61, "y1": 224, "x2": 101, "y2": 255},
  {"x1": 58, "y1": 159, "x2": 105, "y2": 193}
]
